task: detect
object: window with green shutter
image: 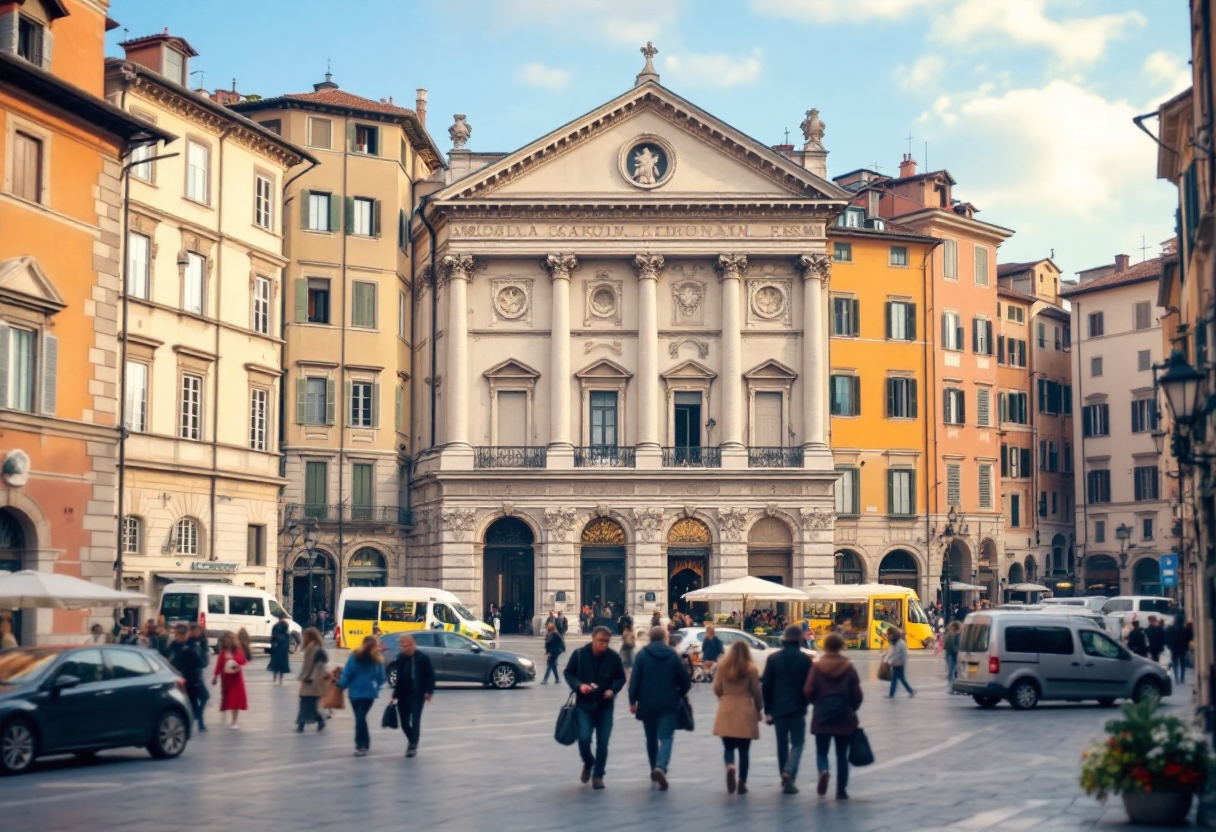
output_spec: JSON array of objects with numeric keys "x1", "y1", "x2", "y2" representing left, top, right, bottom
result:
[
  {"x1": 304, "y1": 461, "x2": 327, "y2": 515},
  {"x1": 352, "y1": 282, "x2": 377, "y2": 328},
  {"x1": 351, "y1": 463, "x2": 373, "y2": 519}
]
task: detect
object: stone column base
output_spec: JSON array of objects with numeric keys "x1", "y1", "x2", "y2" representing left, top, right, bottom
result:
[
  {"x1": 546, "y1": 445, "x2": 574, "y2": 469},
  {"x1": 438, "y1": 444, "x2": 475, "y2": 470},
  {"x1": 635, "y1": 444, "x2": 662, "y2": 470}
]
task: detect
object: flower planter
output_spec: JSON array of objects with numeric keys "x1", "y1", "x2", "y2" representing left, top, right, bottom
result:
[{"x1": 1121, "y1": 790, "x2": 1193, "y2": 826}]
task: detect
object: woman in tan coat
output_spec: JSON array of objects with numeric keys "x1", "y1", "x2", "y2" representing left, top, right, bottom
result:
[
  {"x1": 712, "y1": 639, "x2": 763, "y2": 794},
  {"x1": 296, "y1": 627, "x2": 329, "y2": 732}
]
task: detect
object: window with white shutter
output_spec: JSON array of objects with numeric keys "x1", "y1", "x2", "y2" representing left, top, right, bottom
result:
[
  {"x1": 754, "y1": 392, "x2": 783, "y2": 446},
  {"x1": 127, "y1": 232, "x2": 150, "y2": 299},
  {"x1": 497, "y1": 391, "x2": 527, "y2": 446}
]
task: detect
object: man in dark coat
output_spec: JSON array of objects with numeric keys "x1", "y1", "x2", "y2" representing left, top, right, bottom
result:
[
  {"x1": 388, "y1": 635, "x2": 435, "y2": 757},
  {"x1": 564, "y1": 625, "x2": 626, "y2": 789},
  {"x1": 1127, "y1": 619, "x2": 1150, "y2": 657},
  {"x1": 762, "y1": 624, "x2": 813, "y2": 794},
  {"x1": 700, "y1": 625, "x2": 725, "y2": 679},
  {"x1": 166, "y1": 623, "x2": 207, "y2": 731},
  {"x1": 804, "y1": 632, "x2": 863, "y2": 800},
  {"x1": 543, "y1": 622, "x2": 565, "y2": 683},
  {"x1": 628, "y1": 626, "x2": 691, "y2": 790},
  {"x1": 1146, "y1": 616, "x2": 1167, "y2": 663},
  {"x1": 557, "y1": 613, "x2": 570, "y2": 636},
  {"x1": 1168, "y1": 617, "x2": 1191, "y2": 683}
]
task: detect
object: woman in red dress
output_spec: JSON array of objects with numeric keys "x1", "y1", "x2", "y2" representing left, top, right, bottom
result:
[{"x1": 212, "y1": 631, "x2": 249, "y2": 729}]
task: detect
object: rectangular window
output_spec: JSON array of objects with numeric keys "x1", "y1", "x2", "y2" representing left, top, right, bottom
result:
[
  {"x1": 127, "y1": 231, "x2": 151, "y2": 300},
  {"x1": 832, "y1": 297, "x2": 859, "y2": 337},
  {"x1": 1007, "y1": 444, "x2": 1021, "y2": 478},
  {"x1": 352, "y1": 281, "x2": 377, "y2": 328},
  {"x1": 589, "y1": 391, "x2": 618, "y2": 447},
  {"x1": 1037, "y1": 321, "x2": 1047, "y2": 348},
  {"x1": 304, "y1": 377, "x2": 328, "y2": 425},
  {"x1": 353, "y1": 124, "x2": 378, "y2": 155},
  {"x1": 122, "y1": 516, "x2": 141, "y2": 555},
  {"x1": 252, "y1": 276, "x2": 271, "y2": 335},
  {"x1": 946, "y1": 463, "x2": 961, "y2": 506},
  {"x1": 398, "y1": 291, "x2": 406, "y2": 339},
  {"x1": 12, "y1": 132, "x2": 42, "y2": 203},
  {"x1": 130, "y1": 141, "x2": 154, "y2": 183},
  {"x1": 247, "y1": 525, "x2": 266, "y2": 567},
  {"x1": 886, "y1": 377, "x2": 917, "y2": 419},
  {"x1": 186, "y1": 140, "x2": 209, "y2": 204},
  {"x1": 888, "y1": 469, "x2": 915, "y2": 516},
  {"x1": 1138, "y1": 350, "x2": 1152, "y2": 372},
  {"x1": 1082, "y1": 403, "x2": 1110, "y2": 437},
  {"x1": 974, "y1": 245, "x2": 989, "y2": 286},
  {"x1": 254, "y1": 174, "x2": 273, "y2": 229},
  {"x1": 306, "y1": 192, "x2": 334, "y2": 232},
  {"x1": 1006, "y1": 338, "x2": 1027, "y2": 367},
  {"x1": 1134, "y1": 466, "x2": 1160, "y2": 501},
  {"x1": 887, "y1": 300, "x2": 915, "y2": 341},
  {"x1": 308, "y1": 118, "x2": 332, "y2": 149},
  {"x1": 351, "y1": 197, "x2": 375, "y2": 237},
  {"x1": 1091, "y1": 356, "x2": 1103, "y2": 377},
  {"x1": 1039, "y1": 491, "x2": 1047, "y2": 518},
  {"x1": 1094, "y1": 520, "x2": 1106, "y2": 543},
  {"x1": 942, "y1": 311, "x2": 963, "y2": 351},
  {"x1": 1048, "y1": 441, "x2": 1059, "y2": 471},
  {"x1": 943, "y1": 387, "x2": 965, "y2": 425},
  {"x1": 183, "y1": 252, "x2": 205, "y2": 315},
  {"x1": 1052, "y1": 492, "x2": 1058, "y2": 515},
  {"x1": 125, "y1": 361, "x2": 148, "y2": 432},
  {"x1": 976, "y1": 388, "x2": 991, "y2": 427},
  {"x1": 1010, "y1": 493, "x2": 1021, "y2": 527},
  {"x1": 1134, "y1": 301, "x2": 1152, "y2": 331},
  {"x1": 497, "y1": 391, "x2": 527, "y2": 446},
  {"x1": 1087, "y1": 470, "x2": 1111, "y2": 504},
  {"x1": 304, "y1": 461, "x2": 327, "y2": 512},
  {"x1": 829, "y1": 374, "x2": 861, "y2": 417},
  {"x1": 249, "y1": 387, "x2": 268, "y2": 451},
  {"x1": 163, "y1": 45, "x2": 185, "y2": 84},
  {"x1": 17, "y1": 17, "x2": 43, "y2": 65},
  {"x1": 258, "y1": 120, "x2": 281, "y2": 136},
  {"x1": 180, "y1": 374, "x2": 203, "y2": 440},
  {"x1": 835, "y1": 466, "x2": 860, "y2": 516},
  {"x1": 1063, "y1": 385, "x2": 1073, "y2": 414},
  {"x1": 351, "y1": 463, "x2": 374, "y2": 519},
  {"x1": 1142, "y1": 517, "x2": 1154, "y2": 541},
  {"x1": 889, "y1": 246, "x2": 908, "y2": 267},
  {"x1": 753, "y1": 391, "x2": 782, "y2": 447},
  {"x1": 1001, "y1": 391, "x2": 1028, "y2": 425},
  {"x1": 972, "y1": 318, "x2": 992, "y2": 355},
  {"x1": 307, "y1": 278, "x2": 330, "y2": 324},
  {"x1": 942, "y1": 239, "x2": 959, "y2": 279},
  {"x1": 978, "y1": 464, "x2": 993, "y2": 509},
  {"x1": 350, "y1": 381, "x2": 375, "y2": 427},
  {"x1": 1088, "y1": 311, "x2": 1104, "y2": 337},
  {"x1": 1131, "y1": 399, "x2": 1159, "y2": 433},
  {"x1": 833, "y1": 242, "x2": 852, "y2": 263}
]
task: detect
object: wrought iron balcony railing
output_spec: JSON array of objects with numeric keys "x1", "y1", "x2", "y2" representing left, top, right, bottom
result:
[
  {"x1": 284, "y1": 504, "x2": 413, "y2": 526},
  {"x1": 662, "y1": 446, "x2": 722, "y2": 468},
  {"x1": 473, "y1": 446, "x2": 547, "y2": 469},
  {"x1": 573, "y1": 446, "x2": 636, "y2": 468},
  {"x1": 748, "y1": 446, "x2": 805, "y2": 468}
]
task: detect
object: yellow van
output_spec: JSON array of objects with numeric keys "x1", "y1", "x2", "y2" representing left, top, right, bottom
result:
[
  {"x1": 799, "y1": 584, "x2": 935, "y2": 650},
  {"x1": 336, "y1": 587, "x2": 495, "y2": 647}
]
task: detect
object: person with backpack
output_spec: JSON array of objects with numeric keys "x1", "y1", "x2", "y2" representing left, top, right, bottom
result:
[
  {"x1": 628, "y1": 626, "x2": 692, "y2": 791},
  {"x1": 804, "y1": 632, "x2": 863, "y2": 800},
  {"x1": 543, "y1": 621, "x2": 565, "y2": 683},
  {"x1": 563, "y1": 626, "x2": 626, "y2": 789},
  {"x1": 762, "y1": 624, "x2": 812, "y2": 794}
]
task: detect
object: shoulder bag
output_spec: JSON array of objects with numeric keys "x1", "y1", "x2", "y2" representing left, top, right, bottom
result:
[
  {"x1": 877, "y1": 653, "x2": 892, "y2": 681},
  {"x1": 676, "y1": 696, "x2": 695, "y2": 731},
  {"x1": 381, "y1": 702, "x2": 399, "y2": 730},
  {"x1": 849, "y1": 726, "x2": 875, "y2": 767},
  {"x1": 554, "y1": 692, "x2": 579, "y2": 746}
]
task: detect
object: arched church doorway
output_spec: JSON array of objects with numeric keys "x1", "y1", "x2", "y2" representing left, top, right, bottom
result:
[{"x1": 483, "y1": 517, "x2": 535, "y2": 635}]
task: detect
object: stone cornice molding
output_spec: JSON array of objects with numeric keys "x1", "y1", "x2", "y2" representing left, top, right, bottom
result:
[
  {"x1": 798, "y1": 253, "x2": 831, "y2": 285},
  {"x1": 715, "y1": 254, "x2": 748, "y2": 282},
  {"x1": 439, "y1": 253, "x2": 476, "y2": 286},
  {"x1": 631, "y1": 253, "x2": 665, "y2": 282},
  {"x1": 541, "y1": 253, "x2": 579, "y2": 282}
]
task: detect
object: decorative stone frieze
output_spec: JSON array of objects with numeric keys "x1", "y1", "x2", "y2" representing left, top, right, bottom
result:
[
  {"x1": 440, "y1": 507, "x2": 476, "y2": 539},
  {"x1": 718, "y1": 506, "x2": 749, "y2": 542},
  {"x1": 544, "y1": 507, "x2": 578, "y2": 541},
  {"x1": 631, "y1": 507, "x2": 664, "y2": 542}
]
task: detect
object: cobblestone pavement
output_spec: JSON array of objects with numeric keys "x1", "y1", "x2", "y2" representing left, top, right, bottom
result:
[{"x1": 0, "y1": 636, "x2": 1201, "y2": 831}]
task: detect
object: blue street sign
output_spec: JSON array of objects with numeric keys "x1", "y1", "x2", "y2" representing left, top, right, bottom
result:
[{"x1": 1160, "y1": 554, "x2": 1179, "y2": 588}]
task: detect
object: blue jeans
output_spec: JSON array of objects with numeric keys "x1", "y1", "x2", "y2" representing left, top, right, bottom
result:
[
  {"x1": 642, "y1": 711, "x2": 677, "y2": 772},
  {"x1": 575, "y1": 707, "x2": 614, "y2": 778},
  {"x1": 351, "y1": 698, "x2": 374, "y2": 751},
  {"x1": 773, "y1": 714, "x2": 806, "y2": 779},
  {"x1": 945, "y1": 653, "x2": 957, "y2": 689},
  {"x1": 815, "y1": 733, "x2": 852, "y2": 792},
  {"x1": 889, "y1": 664, "x2": 914, "y2": 697},
  {"x1": 1171, "y1": 649, "x2": 1187, "y2": 683},
  {"x1": 188, "y1": 685, "x2": 207, "y2": 730},
  {"x1": 544, "y1": 657, "x2": 560, "y2": 683}
]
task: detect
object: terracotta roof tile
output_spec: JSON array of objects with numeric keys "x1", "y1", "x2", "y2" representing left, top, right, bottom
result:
[
  {"x1": 280, "y1": 88, "x2": 416, "y2": 117},
  {"x1": 997, "y1": 261, "x2": 1037, "y2": 277},
  {"x1": 1060, "y1": 257, "x2": 1163, "y2": 298}
]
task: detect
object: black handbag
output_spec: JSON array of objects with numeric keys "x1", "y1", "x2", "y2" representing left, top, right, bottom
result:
[
  {"x1": 676, "y1": 696, "x2": 694, "y2": 731},
  {"x1": 554, "y1": 692, "x2": 579, "y2": 746},
  {"x1": 381, "y1": 703, "x2": 399, "y2": 730},
  {"x1": 849, "y1": 727, "x2": 875, "y2": 767}
]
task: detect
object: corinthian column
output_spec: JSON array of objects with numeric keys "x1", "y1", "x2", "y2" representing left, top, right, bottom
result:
[
  {"x1": 440, "y1": 253, "x2": 475, "y2": 468},
  {"x1": 716, "y1": 254, "x2": 748, "y2": 468},
  {"x1": 633, "y1": 254, "x2": 664, "y2": 469},
  {"x1": 798, "y1": 253, "x2": 832, "y2": 468},
  {"x1": 542, "y1": 254, "x2": 578, "y2": 468}
]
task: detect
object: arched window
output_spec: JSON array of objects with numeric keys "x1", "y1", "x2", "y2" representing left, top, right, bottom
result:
[
  {"x1": 122, "y1": 516, "x2": 142, "y2": 555},
  {"x1": 175, "y1": 518, "x2": 200, "y2": 557},
  {"x1": 347, "y1": 547, "x2": 387, "y2": 588},
  {"x1": 834, "y1": 550, "x2": 864, "y2": 584}
]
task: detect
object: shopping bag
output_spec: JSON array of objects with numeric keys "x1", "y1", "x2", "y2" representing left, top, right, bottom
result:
[
  {"x1": 321, "y1": 679, "x2": 346, "y2": 711},
  {"x1": 382, "y1": 702, "x2": 399, "y2": 730},
  {"x1": 849, "y1": 727, "x2": 875, "y2": 767},
  {"x1": 554, "y1": 692, "x2": 579, "y2": 746},
  {"x1": 877, "y1": 659, "x2": 892, "y2": 682},
  {"x1": 676, "y1": 696, "x2": 695, "y2": 731}
]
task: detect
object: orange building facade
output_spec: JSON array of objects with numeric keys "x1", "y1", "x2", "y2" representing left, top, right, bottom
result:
[{"x1": 0, "y1": 0, "x2": 170, "y2": 642}]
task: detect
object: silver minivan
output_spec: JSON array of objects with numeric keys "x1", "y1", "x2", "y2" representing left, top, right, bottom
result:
[{"x1": 953, "y1": 610, "x2": 1172, "y2": 709}]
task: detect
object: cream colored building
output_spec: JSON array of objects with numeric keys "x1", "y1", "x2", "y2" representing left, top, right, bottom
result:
[
  {"x1": 231, "y1": 74, "x2": 443, "y2": 624},
  {"x1": 409, "y1": 54, "x2": 845, "y2": 631},
  {"x1": 105, "y1": 34, "x2": 314, "y2": 610}
]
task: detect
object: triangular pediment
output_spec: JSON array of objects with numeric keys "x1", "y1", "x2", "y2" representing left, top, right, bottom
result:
[
  {"x1": 661, "y1": 359, "x2": 716, "y2": 381},
  {"x1": 745, "y1": 359, "x2": 797, "y2": 380},
  {"x1": 433, "y1": 83, "x2": 850, "y2": 205},
  {"x1": 0, "y1": 256, "x2": 66, "y2": 314},
  {"x1": 575, "y1": 358, "x2": 633, "y2": 379},
  {"x1": 484, "y1": 359, "x2": 541, "y2": 380}
]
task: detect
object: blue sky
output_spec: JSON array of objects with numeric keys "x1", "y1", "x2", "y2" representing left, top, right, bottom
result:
[{"x1": 107, "y1": 0, "x2": 1189, "y2": 278}]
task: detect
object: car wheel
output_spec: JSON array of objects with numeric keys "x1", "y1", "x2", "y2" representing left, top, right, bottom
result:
[
  {"x1": 147, "y1": 710, "x2": 188, "y2": 760},
  {"x1": 1097, "y1": 697, "x2": 1117, "y2": 707},
  {"x1": 387, "y1": 668, "x2": 398, "y2": 688},
  {"x1": 0, "y1": 719, "x2": 37, "y2": 775},
  {"x1": 972, "y1": 695, "x2": 999, "y2": 709},
  {"x1": 1009, "y1": 680, "x2": 1039, "y2": 710},
  {"x1": 491, "y1": 663, "x2": 517, "y2": 689},
  {"x1": 1133, "y1": 679, "x2": 1163, "y2": 704},
  {"x1": 288, "y1": 634, "x2": 301, "y2": 655}
]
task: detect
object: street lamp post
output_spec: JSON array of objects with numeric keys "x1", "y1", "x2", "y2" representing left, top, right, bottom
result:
[
  {"x1": 304, "y1": 523, "x2": 319, "y2": 627},
  {"x1": 1115, "y1": 523, "x2": 1134, "y2": 579},
  {"x1": 940, "y1": 507, "x2": 958, "y2": 625}
]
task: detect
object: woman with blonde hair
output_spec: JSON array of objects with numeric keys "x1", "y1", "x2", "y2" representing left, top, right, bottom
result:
[
  {"x1": 237, "y1": 627, "x2": 254, "y2": 663},
  {"x1": 296, "y1": 627, "x2": 329, "y2": 732},
  {"x1": 712, "y1": 639, "x2": 763, "y2": 794},
  {"x1": 211, "y1": 631, "x2": 248, "y2": 729},
  {"x1": 337, "y1": 635, "x2": 385, "y2": 756}
]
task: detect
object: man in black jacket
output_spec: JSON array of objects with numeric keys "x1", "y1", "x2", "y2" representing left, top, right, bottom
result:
[
  {"x1": 389, "y1": 635, "x2": 435, "y2": 757},
  {"x1": 543, "y1": 622, "x2": 565, "y2": 683},
  {"x1": 166, "y1": 624, "x2": 207, "y2": 732},
  {"x1": 1146, "y1": 616, "x2": 1167, "y2": 663},
  {"x1": 564, "y1": 625, "x2": 626, "y2": 789},
  {"x1": 762, "y1": 624, "x2": 813, "y2": 794},
  {"x1": 628, "y1": 626, "x2": 691, "y2": 790}
]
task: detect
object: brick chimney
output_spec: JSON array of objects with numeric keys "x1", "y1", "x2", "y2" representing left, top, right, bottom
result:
[
  {"x1": 1115, "y1": 254, "x2": 1130, "y2": 272},
  {"x1": 415, "y1": 89, "x2": 427, "y2": 127},
  {"x1": 899, "y1": 153, "x2": 917, "y2": 178}
]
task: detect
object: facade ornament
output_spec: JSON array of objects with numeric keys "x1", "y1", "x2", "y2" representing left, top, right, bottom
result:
[
  {"x1": 800, "y1": 108, "x2": 826, "y2": 151},
  {"x1": 490, "y1": 277, "x2": 533, "y2": 324},
  {"x1": 765, "y1": 503, "x2": 779, "y2": 518},
  {"x1": 449, "y1": 114, "x2": 472, "y2": 149},
  {"x1": 715, "y1": 254, "x2": 748, "y2": 282},
  {"x1": 797, "y1": 253, "x2": 831, "y2": 285},
  {"x1": 2, "y1": 449, "x2": 29, "y2": 487},
  {"x1": 631, "y1": 253, "x2": 665, "y2": 281},
  {"x1": 636, "y1": 41, "x2": 660, "y2": 86},
  {"x1": 595, "y1": 504, "x2": 611, "y2": 518},
  {"x1": 542, "y1": 253, "x2": 579, "y2": 281},
  {"x1": 440, "y1": 507, "x2": 477, "y2": 540},
  {"x1": 681, "y1": 505, "x2": 698, "y2": 519},
  {"x1": 631, "y1": 507, "x2": 664, "y2": 542},
  {"x1": 439, "y1": 253, "x2": 476, "y2": 286},
  {"x1": 501, "y1": 501, "x2": 515, "y2": 517},
  {"x1": 583, "y1": 274, "x2": 622, "y2": 327},
  {"x1": 747, "y1": 279, "x2": 792, "y2": 325},
  {"x1": 544, "y1": 507, "x2": 578, "y2": 541},
  {"x1": 718, "y1": 507, "x2": 749, "y2": 542},
  {"x1": 584, "y1": 340, "x2": 623, "y2": 356},
  {"x1": 667, "y1": 337, "x2": 709, "y2": 359},
  {"x1": 800, "y1": 507, "x2": 834, "y2": 532}
]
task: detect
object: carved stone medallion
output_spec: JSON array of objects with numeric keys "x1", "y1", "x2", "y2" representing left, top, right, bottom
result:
[
  {"x1": 747, "y1": 278, "x2": 792, "y2": 326},
  {"x1": 671, "y1": 279, "x2": 706, "y2": 325},
  {"x1": 619, "y1": 134, "x2": 675, "y2": 189},
  {"x1": 491, "y1": 277, "x2": 533, "y2": 324},
  {"x1": 584, "y1": 273, "x2": 622, "y2": 327}
]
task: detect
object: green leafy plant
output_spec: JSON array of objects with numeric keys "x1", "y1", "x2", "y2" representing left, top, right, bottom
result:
[{"x1": 1080, "y1": 698, "x2": 1214, "y2": 801}]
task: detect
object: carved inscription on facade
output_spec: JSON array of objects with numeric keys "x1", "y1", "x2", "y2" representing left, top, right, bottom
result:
[{"x1": 449, "y1": 223, "x2": 826, "y2": 240}]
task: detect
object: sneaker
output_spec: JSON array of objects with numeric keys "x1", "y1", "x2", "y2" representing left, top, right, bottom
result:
[
  {"x1": 317, "y1": 718, "x2": 326, "y2": 732},
  {"x1": 580, "y1": 764, "x2": 591, "y2": 784},
  {"x1": 726, "y1": 765, "x2": 737, "y2": 794},
  {"x1": 652, "y1": 768, "x2": 668, "y2": 791},
  {"x1": 783, "y1": 780, "x2": 799, "y2": 795},
  {"x1": 592, "y1": 778, "x2": 605, "y2": 790},
  {"x1": 817, "y1": 771, "x2": 830, "y2": 796},
  {"x1": 296, "y1": 724, "x2": 305, "y2": 734},
  {"x1": 910, "y1": 689, "x2": 916, "y2": 698},
  {"x1": 354, "y1": 749, "x2": 367, "y2": 757},
  {"x1": 406, "y1": 746, "x2": 417, "y2": 758},
  {"x1": 738, "y1": 782, "x2": 748, "y2": 795},
  {"x1": 228, "y1": 724, "x2": 240, "y2": 731},
  {"x1": 836, "y1": 789, "x2": 849, "y2": 800}
]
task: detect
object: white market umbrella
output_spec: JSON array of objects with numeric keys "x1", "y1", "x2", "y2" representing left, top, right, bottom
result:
[
  {"x1": 682, "y1": 575, "x2": 809, "y2": 610},
  {"x1": 950, "y1": 581, "x2": 987, "y2": 592},
  {"x1": 0, "y1": 570, "x2": 150, "y2": 610},
  {"x1": 1006, "y1": 582, "x2": 1050, "y2": 593}
]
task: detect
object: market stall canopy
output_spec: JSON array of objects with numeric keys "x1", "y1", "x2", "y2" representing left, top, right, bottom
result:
[
  {"x1": 950, "y1": 581, "x2": 987, "y2": 591},
  {"x1": 801, "y1": 583, "x2": 900, "y2": 603},
  {"x1": 682, "y1": 575, "x2": 809, "y2": 605},
  {"x1": 0, "y1": 570, "x2": 150, "y2": 610},
  {"x1": 1006, "y1": 583, "x2": 1051, "y2": 593}
]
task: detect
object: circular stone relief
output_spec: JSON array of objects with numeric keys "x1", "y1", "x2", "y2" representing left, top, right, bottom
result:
[
  {"x1": 619, "y1": 135, "x2": 675, "y2": 190},
  {"x1": 590, "y1": 286, "x2": 617, "y2": 318},
  {"x1": 752, "y1": 284, "x2": 787, "y2": 319},
  {"x1": 494, "y1": 285, "x2": 528, "y2": 319}
]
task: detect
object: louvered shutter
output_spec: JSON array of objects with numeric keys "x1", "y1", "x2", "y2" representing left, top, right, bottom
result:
[
  {"x1": 347, "y1": 121, "x2": 356, "y2": 152},
  {"x1": 395, "y1": 385, "x2": 403, "y2": 432},
  {"x1": 851, "y1": 299, "x2": 860, "y2": 336},
  {"x1": 906, "y1": 304, "x2": 916, "y2": 340},
  {"x1": 1000, "y1": 444, "x2": 1009, "y2": 477},
  {"x1": 959, "y1": 390, "x2": 966, "y2": 424},
  {"x1": 344, "y1": 380, "x2": 353, "y2": 426},
  {"x1": 909, "y1": 380, "x2": 918, "y2": 418},
  {"x1": 295, "y1": 376, "x2": 306, "y2": 423},
  {"x1": 299, "y1": 190, "x2": 311, "y2": 229},
  {"x1": 0, "y1": 323, "x2": 10, "y2": 409},
  {"x1": 979, "y1": 465, "x2": 992, "y2": 509},
  {"x1": 886, "y1": 378, "x2": 895, "y2": 417},
  {"x1": 40, "y1": 332, "x2": 56, "y2": 415},
  {"x1": 851, "y1": 376, "x2": 861, "y2": 416},
  {"x1": 0, "y1": 12, "x2": 17, "y2": 52},
  {"x1": 294, "y1": 278, "x2": 307, "y2": 322},
  {"x1": 977, "y1": 388, "x2": 990, "y2": 427},
  {"x1": 345, "y1": 197, "x2": 355, "y2": 236},
  {"x1": 373, "y1": 199, "x2": 382, "y2": 237},
  {"x1": 985, "y1": 321, "x2": 994, "y2": 355},
  {"x1": 998, "y1": 336, "x2": 1005, "y2": 363},
  {"x1": 886, "y1": 469, "x2": 894, "y2": 514},
  {"x1": 328, "y1": 195, "x2": 341, "y2": 232},
  {"x1": 1021, "y1": 448, "x2": 1032, "y2": 476},
  {"x1": 371, "y1": 382, "x2": 380, "y2": 429},
  {"x1": 972, "y1": 319, "x2": 979, "y2": 353},
  {"x1": 885, "y1": 302, "x2": 892, "y2": 339},
  {"x1": 941, "y1": 313, "x2": 948, "y2": 347},
  {"x1": 957, "y1": 322, "x2": 965, "y2": 352},
  {"x1": 325, "y1": 378, "x2": 336, "y2": 425}
]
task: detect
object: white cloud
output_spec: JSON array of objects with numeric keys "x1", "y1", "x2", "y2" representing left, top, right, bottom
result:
[
  {"x1": 1143, "y1": 51, "x2": 1191, "y2": 96},
  {"x1": 931, "y1": 0, "x2": 1145, "y2": 66},
  {"x1": 497, "y1": 0, "x2": 683, "y2": 45},
  {"x1": 663, "y1": 51, "x2": 763, "y2": 88},
  {"x1": 515, "y1": 62, "x2": 571, "y2": 90},
  {"x1": 751, "y1": 0, "x2": 935, "y2": 24},
  {"x1": 894, "y1": 55, "x2": 946, "y2": 93}
]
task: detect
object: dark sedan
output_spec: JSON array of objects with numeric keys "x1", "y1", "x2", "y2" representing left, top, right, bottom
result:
[
  {"x1": 381, "y1": 631, "x2": 536, "y2": 689},
  {"x1": 0, "y1": 645, "x2": 192, "y2": 775}
]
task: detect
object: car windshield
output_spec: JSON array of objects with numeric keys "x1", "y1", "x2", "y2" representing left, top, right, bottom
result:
[
  {"x1": 0, "y1": 649, "x2": 59, "y2": 685},
  {"x1": 452, "y1": 603, "x2": 477, "y2": 622},
  {"x1": 1103, "y1": 599, "x2": 1133, "y2": 613},
  {"x1": 268, "y1": 598, "x2": 286, "y2": 617}
]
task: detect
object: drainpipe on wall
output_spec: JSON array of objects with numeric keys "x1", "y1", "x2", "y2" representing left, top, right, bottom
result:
[
  {"x1": 208, "y1": 126, "x2": 236, "y2": 566},
  {"x1": 417, "y1": 195, "x2": 439, "y2": 448}
]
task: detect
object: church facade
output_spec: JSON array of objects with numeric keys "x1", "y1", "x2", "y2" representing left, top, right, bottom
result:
[{"x1": 408, "y1": 52, "x2": 846, "y2": 630}]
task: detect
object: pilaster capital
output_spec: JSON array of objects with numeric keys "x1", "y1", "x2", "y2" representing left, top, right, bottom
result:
[
  {"x1": 797, "y1": 253, "x2": 831, "y2": 285},
  {"x1": 439, "y1": 253, "x2": 476, "y2": 286},
  {"x1": 715, "y1": 253, "x2": 748, "y2": 282},
  {"x1": 541, "y1": 253, "x2": 579, "y2": 282},
  {"x1": 631, "y1": 253, "x2": 666, "y2": 282}
]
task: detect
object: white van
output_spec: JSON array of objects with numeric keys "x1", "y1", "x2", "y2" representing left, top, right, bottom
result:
[
  {"x1": 1102, "y1": 596, "x2": 1178, "y2": 629},
  {"x1": 336, "y1": 586, "x2": 495, "y2": 647},
  {"x1": 160, "y1": 583, "x2": 302, "y2": 653}
]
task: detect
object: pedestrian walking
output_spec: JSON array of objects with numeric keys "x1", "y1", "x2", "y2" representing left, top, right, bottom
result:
[
  {"x1": 542, "y1": 621, "x2": 565, "y2": 683},
  {"x1": 619, "y1": 619, "x2": 637, "y2": 672},
  {"x1": 944, "y1": 621, "x2": 962, "y2": 691},
  {"x1": 387, "y1": 635, "x2": 435, "y2": 758},
  {"x1": 187, "y1": 624, "x2": 210, "y2": 728},
  {"x1": 557, "y1": 612, "x2": 569, "y2": 636},
  {"x1": 1168, "y1": 616, "x2": 1191, "y2": 683},
  {"x1": 886, "y1": 627, "x2": 914, "y2": 698},
  {"x1": 712, "y1": 639, "x2": 763, "y2": 795},
  {"x1": 628, "y1": 626, "x2": 692, "y2": 791},
  {"x1": 296, "y1": 627, "x2": 328, "y2": 733},
  {"x1": 1146, "y1": 616, "x2": 1166, "y2": 664},
  {"x1": 316, "y1": 609, "x2": 327, "y2": 637},
  {"x1": 167, "y1": 623, "x2": 207, "y2": 732},
  {"x1": 1127, "y1": 620, "x2": 1149, "y2": 658},
  {"x1": 564, "y1": 625, "x2": 626, "y2": 789},
  {"x1": 237, "y1": 628, "x2": 254, "y2": 664},
  {"x1": 805, "y1": 632, "x2": 863, "y2": 800},
  {"x1": 762, "y1": 624, "x2": 812, "y2": 794},
  {"x1": 700, "y1": 625, "x2": 725, "y2": 680},
  {"x1": 268, "y1": 613, "x2": 291, "y2": 684},
  {"x1": 212, "y1": 631, "x2": 249, "y2": 729},
  {"x1": 337, "y1": 635, "x2": 386, "y2": 757}
]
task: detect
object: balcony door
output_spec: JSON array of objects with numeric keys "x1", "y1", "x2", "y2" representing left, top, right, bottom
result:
[
  {"x1": 673, "y1": 392, "x2": 702, "y2": 448},
  {"x1": 590, "y1": 391, "x2": 618, "y2": 448},
  {"x1": 304, "y1": 461, "x2": 327, "y2": 519},
  {"x1": 497, "y1": 391, "x2": 527, "y2": 446},
  {"x1": 753, "y1": 391, "x2": 783, "y2": 447},
  {"x1": 351, "y1": 463, "x2": 373, "y2": 520}
]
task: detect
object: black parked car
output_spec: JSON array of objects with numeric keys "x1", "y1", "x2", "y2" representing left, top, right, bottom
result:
[
  {"x1": 0, "y1": 645, "x2": 192, "y2": 775},
  {"x1": 381, "y1": 631, "x2": 536, "y2": 689}
]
